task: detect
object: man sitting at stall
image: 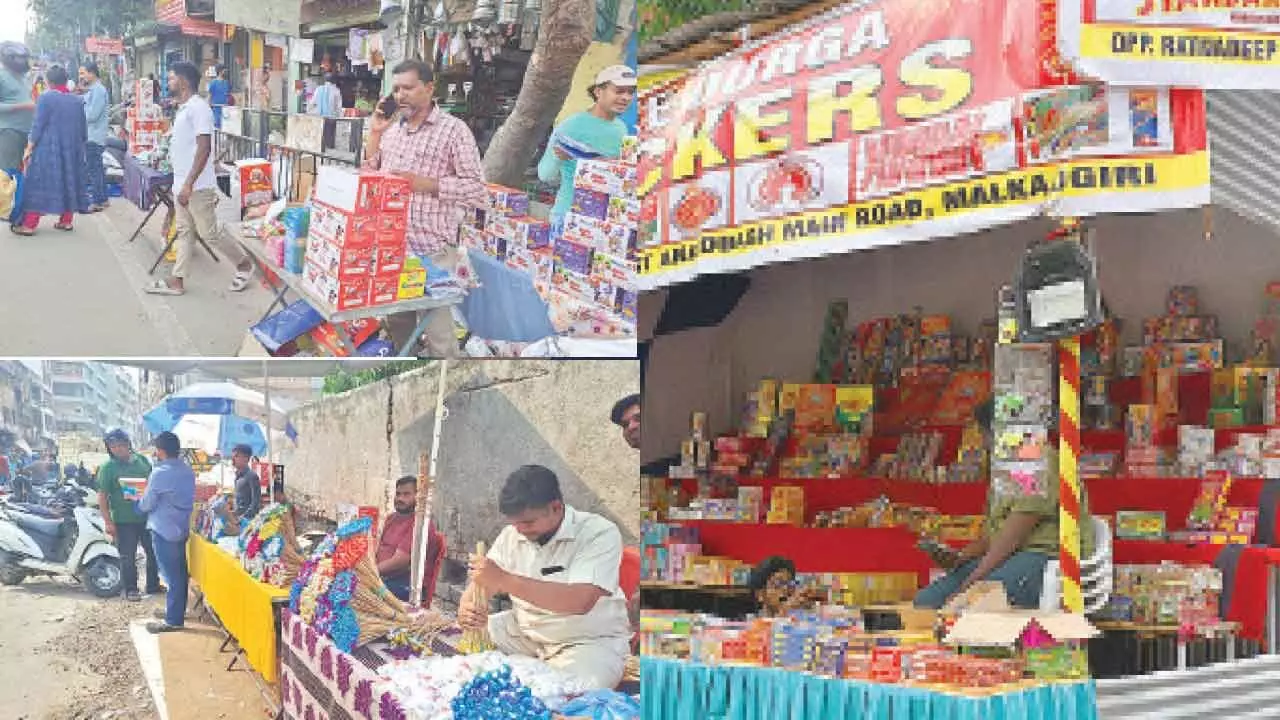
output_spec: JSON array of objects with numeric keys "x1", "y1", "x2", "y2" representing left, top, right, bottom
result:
[
  {"x1": 459, "y1": 465, "x2": 632, "y2": 690},
  {"x1": 914, "y1": 399, "x2": 1096, "y2": 609},
  {"x1": 748, "y1": 555, "x2": 825, "y2": 617},
  {"x1": 376, "y1": 475, "x2": 441, "y2": 603}
]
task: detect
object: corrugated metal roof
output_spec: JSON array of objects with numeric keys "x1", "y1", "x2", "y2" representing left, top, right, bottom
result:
[{"x1": 1209, "y1": 90, "x2": 1280, "y2": 231}]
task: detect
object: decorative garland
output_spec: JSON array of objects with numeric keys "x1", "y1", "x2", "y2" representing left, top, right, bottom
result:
[{"x1": 238, "y1": 503, "x2": 298, "y2": 586}]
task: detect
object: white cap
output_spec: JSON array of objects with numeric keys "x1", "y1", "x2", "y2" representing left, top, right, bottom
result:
[{"x1": 593, "y1": 64, "x2": 637, "y2": 88}]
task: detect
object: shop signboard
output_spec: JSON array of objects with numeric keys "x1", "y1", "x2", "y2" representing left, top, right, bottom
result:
[
  {"x1": 636, "y1": 0, "x2": 1210, "y2": 290},
  {"x1": 84, "y1": 37, "x2": 124, "y2": 55},
  {"x1": 1057, "y1": 0, "x2": 1280, "y2": 88}
]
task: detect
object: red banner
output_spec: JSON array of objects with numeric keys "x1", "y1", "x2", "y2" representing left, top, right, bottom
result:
[
  {"x1": 640, "y1": 0, "x2": 1054, "y2": 196},
  {"x1": 155, "y1": 0, "x2": 224, "y2": 38},
  {"x1": 635, "y1": 0, "x2": 1210, "y2": 290},
  {"x1": 85, "y1": 37, "x2": 124, "y2": 55}
]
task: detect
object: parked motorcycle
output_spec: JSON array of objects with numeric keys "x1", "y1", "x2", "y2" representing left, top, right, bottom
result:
[{"x1": 0, "y1": 480, "x2": 122, "y2": 597}]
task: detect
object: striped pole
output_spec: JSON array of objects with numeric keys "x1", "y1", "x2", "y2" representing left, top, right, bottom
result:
[{"x1": 1059, "y1": 331, "x2": 1084, "y2": 614}]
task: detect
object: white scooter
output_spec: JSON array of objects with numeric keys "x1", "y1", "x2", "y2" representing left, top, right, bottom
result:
[{"x1": 0, "y1": 482, "x2": 123, "y2": 597}]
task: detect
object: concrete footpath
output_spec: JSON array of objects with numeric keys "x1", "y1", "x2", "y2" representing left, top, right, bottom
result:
[{"x1": 0, "y1": 200, "x2": 271, "y2": 357}]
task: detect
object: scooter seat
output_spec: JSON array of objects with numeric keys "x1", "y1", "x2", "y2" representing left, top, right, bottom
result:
[
  {"x1": 11, "y1": 502, "x2": 59, "y2": 518},
  {"x1": 10, "y1": 508, "x2": 64, "y2": 536}
]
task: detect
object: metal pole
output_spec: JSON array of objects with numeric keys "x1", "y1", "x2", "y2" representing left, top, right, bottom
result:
[
  {"x1": 409, "y1": 360, "x2": 448, "y2": 607},
  {"x1": 263, "y1": 360, "x2": 273, "y2": 465}
]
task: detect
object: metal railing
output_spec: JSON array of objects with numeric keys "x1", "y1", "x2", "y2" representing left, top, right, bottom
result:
[{"x1": 213, "y1": 108, "x2": 366, "y2": 203}]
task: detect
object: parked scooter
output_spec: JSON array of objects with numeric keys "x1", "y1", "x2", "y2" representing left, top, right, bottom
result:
[{"x1": 0, "y1": 479, "x2": 122, "y2": 597}]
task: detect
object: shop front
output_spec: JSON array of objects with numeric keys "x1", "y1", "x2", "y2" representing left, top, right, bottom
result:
[{"x1": 631, "y1": 0, "x2": 1280, "y2": 716}]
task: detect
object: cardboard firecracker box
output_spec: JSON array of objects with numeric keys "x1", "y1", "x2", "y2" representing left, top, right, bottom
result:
[
  {"x1": 1114, "y1": 510, "x2": 1167, "y2": 540},
  {"x1": 308, "y1": 318, "x2": 381, "y2": 357},
  {"x1": 313, "y1": 166, "x2": 412, "y2": 215},
  {"x1": 231, "y1": 159, "x2": 273, "y2": 213}
]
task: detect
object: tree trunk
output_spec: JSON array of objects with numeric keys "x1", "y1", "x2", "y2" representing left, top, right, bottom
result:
[{"x1": 481, "y1": 0, "x2": 595, "y2": 186}]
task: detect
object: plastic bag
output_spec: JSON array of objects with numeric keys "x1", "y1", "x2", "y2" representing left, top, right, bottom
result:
[{"x1": 557, "y1": 690, "x2": 640, "y2": 720}]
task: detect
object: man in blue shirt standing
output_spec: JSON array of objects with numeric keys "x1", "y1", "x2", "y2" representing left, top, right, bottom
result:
[
  {"x1": 78, "y1": 61, "x2": 109, "y2": 212},
  {"x1": 207, "y1": 65, "x2": 230, "y2": 129},
  {"x1": 136, "y1": 432, "x2": 196, "y2": 634}
]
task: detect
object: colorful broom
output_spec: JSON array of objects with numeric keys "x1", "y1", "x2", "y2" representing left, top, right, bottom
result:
[{"x1": 459, "y1": 541, "x2": 495, "y2": 653}]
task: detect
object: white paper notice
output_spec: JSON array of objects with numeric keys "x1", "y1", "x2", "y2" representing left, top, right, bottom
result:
[
  {"x1": 290, "y1": 38, "x2": 315, "y2": 65},
  {"x1": 1028, "y1": 280, "x2": 1087, "y2": 330}
]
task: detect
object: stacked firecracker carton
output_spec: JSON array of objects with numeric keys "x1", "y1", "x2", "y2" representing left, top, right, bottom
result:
[
  {"x1": 461, "y1": 184, "x2": 555, "y2": 291},
  {"x1": 303, "y1": 166, "x2": 417, "y2": 311},
  {"x1": 126, "y1": 79, "x2": 166, "y2": 154},
  {"x1": 461, "y1": 147, "x2": 639, "y2": 334},
  {"x1": 557, "y1": 155, "x2": 639, "y2": 327}
]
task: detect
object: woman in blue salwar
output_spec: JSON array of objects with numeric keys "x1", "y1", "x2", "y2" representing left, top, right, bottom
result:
[{"x1": 12, "y1": 64, "x2": 87, "y2": 235}]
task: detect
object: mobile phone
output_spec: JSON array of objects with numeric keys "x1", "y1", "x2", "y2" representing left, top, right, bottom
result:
[{"x1": 378, "y1": 95, "x2": 398, "y2": 117}]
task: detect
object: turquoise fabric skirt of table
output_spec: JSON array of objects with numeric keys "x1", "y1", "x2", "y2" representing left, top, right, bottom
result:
[{"x1": 640, "y1": 657, "x2": 1099, "y2": 720}]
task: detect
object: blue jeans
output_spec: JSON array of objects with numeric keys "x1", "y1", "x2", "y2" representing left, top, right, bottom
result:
[
  {"x1": 152, "y1": 534, "x2": 190, "y2": 627},
  {"x1": 85, "y1": 142, "x2": 106, "y2": 206},
  {"x1": 383, "y1": 574, "x2": 411, "y2": 603},
  {"x1": 913, "y1": 551, "x2": 1049, "y2": 609}
]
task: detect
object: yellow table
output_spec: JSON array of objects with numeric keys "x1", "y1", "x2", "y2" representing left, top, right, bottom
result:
[{"x1": 187, "y1": 535, "x2": 290, "y2": 683}]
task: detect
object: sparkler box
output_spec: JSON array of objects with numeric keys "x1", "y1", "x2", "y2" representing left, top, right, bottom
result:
[
  {"x1": 574, "y1": 159, "x2": 636, "y2": 196},
  {"x1": 562, "y1": 213, "x2": 637, "y2": 259}
]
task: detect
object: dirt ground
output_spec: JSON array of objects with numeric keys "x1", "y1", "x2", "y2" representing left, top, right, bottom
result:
[{"x1": 0, "y1": 577, "x2": 155, "y2": 720}]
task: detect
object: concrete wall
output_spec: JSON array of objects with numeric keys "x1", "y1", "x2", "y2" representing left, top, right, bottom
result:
[
  {"x1": 280, "y1": 360, "x2": 640, "y2": 564},
  {"x1": 641, "y1": 206, "x2": 1280, "y2": 462},
  {"x1": 215, "y1": 0, "x2": 302, "y2": 35}
]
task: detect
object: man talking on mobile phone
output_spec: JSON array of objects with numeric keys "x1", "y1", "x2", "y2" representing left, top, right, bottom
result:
[{"x1": 363, "y1": 59, "x2": 486, "y2": 357}]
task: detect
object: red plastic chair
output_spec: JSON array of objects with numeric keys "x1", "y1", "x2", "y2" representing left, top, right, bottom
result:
[
  {"x1": 619, "y1": 546, "x2": 640, "y2": 602},
  {"x1": 621, "y1": 546, "x2": 640, "y2": 653},
  {"x1": 421, "y1": 528, "x2": 447, "y2": 607}
]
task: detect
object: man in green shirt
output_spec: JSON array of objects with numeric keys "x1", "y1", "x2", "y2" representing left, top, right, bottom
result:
[
  {"x1": 915, "y1": 400, "x2": 1096, "y2": 609},
  {"x1": 97, "y1": 429, "x2": 161, "y2": 601},
  {"x1": 537, "y1": 64, "x2": 635, "y2": 225}
]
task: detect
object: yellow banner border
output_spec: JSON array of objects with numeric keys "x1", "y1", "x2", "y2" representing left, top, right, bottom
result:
[
  {"x1": 640, "y1": 151, "x2": 1210, "y2": 277},
  {"x1": 1079, "y1": 22, "x2": 1280, "y2": 64}
]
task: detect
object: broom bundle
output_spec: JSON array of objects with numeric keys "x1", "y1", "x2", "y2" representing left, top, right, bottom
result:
[
  {"x1": 458, "y1": 541, "x2": 496, "y2": 654},
  {"x1": 346, "y1": 541, "x2": 452, "y2": 646},
  {"x1": 277, "y1": 510, "x2": 307, "y2": 586}
]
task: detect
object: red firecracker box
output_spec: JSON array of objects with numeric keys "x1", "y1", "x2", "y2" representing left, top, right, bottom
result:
[
  {"x1": 310, "y1": 201, "x2": 379, "y2": 247},
  {"x1": 306, "y1": 234, "x2": 375, "y2": 278}
]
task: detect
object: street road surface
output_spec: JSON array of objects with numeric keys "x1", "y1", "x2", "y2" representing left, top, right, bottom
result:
[{"x1": 0, "y1": 201, "x2": 271, "y2": 357}]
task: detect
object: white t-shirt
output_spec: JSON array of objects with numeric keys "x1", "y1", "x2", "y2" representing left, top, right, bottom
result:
[{"x1": 171, "y1": 94, "x2": 217, "y2": 192}]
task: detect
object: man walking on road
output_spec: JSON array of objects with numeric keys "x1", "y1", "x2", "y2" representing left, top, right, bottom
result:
[
  {"x1": 364, "y1": 59, "x2": 486, "y2": 357},
  {"x1": 144, "y1": 61, "x2": 255, "y2": 297},
  {"x1": 79, "y1": 61, "x2": 109, "y2": 212},
  {"x1": 137, "y1": 432, "x2": 196, "y2": 634},
  {"x1": 231, "y1": 444, "x2": 261, "y2": 522},
  {"x1": 97, "y1": 429, "x2": 162, "y2": 601}
]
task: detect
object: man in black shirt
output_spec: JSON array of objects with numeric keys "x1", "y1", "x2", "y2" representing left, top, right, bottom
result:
[{"x1": 231, "y1": 445, "x2": 262, "y2": 522}]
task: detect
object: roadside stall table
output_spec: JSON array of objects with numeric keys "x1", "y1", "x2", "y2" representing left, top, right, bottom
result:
[
  {"x1": 279, "y1": 608, "x2": 463, "y2": 720},
  {"x1": 641, "y1": 656, "x2": 1098, "y2": 720},
  {"x1": 121, "y1": 154, "x2": 220, "y2": 273},
  {"x1": 187, "y1": 535, "x2": 289, "y2": 684},
  {"x1": 241, "y1": 238, "x2": 463, "y2": 357},
  {"x1": 240, "y1": 235, "x2": 465, "y2": 356}
]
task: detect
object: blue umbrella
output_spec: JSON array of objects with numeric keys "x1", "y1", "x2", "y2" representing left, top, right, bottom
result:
[{"x1": 143, "y1": 381, "x2": 298, "y2": 456}]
